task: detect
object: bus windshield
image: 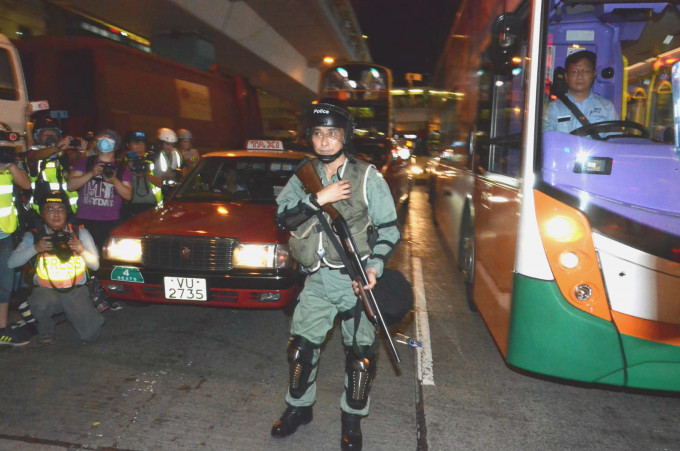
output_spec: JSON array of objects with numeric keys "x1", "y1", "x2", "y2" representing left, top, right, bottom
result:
[{"x1": 538, "y1": 2, "x2": 680, "y2": 261}]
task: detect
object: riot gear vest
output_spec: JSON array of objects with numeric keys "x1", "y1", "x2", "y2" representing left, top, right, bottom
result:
[{"x1": 289, "y1": 159, "x2": 374, "y2": 272}]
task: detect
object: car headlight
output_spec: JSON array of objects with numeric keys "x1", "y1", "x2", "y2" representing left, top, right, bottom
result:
[
  {"x1": 233, "y1": 243, "x2": 292, "y2": 269},
  {"x1": 104, "y1": 237, "x2": 143, "y2": 263}
]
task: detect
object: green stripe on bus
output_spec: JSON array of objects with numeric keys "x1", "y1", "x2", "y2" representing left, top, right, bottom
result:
[
  {"x1": 619, "y1": 334, "x2": 680, "y2": 392},
  {"x1": 507, "y1": 273, "x2": 625, "y2": 385}
]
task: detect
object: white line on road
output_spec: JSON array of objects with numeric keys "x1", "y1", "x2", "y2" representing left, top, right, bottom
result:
[{"x1": 413, "y1": 257, "x2": 434, "y2": 386}]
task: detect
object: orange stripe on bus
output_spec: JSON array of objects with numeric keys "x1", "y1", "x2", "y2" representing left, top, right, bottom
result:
[{"x1": 612, "y1": 310, "x2": 680, "y2": 346}]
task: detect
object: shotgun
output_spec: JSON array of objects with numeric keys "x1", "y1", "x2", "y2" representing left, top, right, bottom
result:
[{"x1": 296, "y1": 158, "x2": 401, "y2": 364}]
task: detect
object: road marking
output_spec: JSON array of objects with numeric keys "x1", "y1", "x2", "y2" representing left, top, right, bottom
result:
[{"x1": 413, "y1": 257, "x2": 434, "y2": 386}]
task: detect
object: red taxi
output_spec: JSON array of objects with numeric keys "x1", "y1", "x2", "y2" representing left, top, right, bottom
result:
[{"x1": 100, "y1": 140, "x2": 306, "y2": 309}]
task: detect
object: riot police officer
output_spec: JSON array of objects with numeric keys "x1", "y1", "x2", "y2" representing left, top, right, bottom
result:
[{"x1": 273, "y1": 103, "x2": 401, "y2": 450}]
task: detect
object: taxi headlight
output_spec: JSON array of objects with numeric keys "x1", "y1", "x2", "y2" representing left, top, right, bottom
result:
[
  {"x1": 104, "y1": 238, "x2": 143, "y2": 263},
  {"x1": 233, "y1": 243, "x2": 292, "y2": 269}
]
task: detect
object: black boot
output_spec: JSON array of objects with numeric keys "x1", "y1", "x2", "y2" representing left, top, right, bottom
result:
[
  {"x1": 341, "y1": 411, "x2": 362, "y2": 450},
  {"x1": 271, "y1": 405, "x2": 313, "y2": 437}
]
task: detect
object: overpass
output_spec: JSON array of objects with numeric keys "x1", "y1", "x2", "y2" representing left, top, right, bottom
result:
[{"x1": 4, "y1": 0, "x2": 371, "y2": 106}]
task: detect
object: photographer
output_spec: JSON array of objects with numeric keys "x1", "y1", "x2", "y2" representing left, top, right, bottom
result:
[
  {"x1": 25, "y1": 116, "x2": 81, "y2": 214},
  {"x1": 0, "y1": 138, "x2": 31, "y2": 347},
  {"x1": 154, "y1": 128, "x2": 184, "y2": 197},
  {"x1": 8, "y1": 191, "x2": 103, "y2": 344},
  {"x1": 67, "y1": 129, "x2": 132, "y2": 250},
  {"x1": 120, "y1": 130, "x2": 163, "y2": 221}
]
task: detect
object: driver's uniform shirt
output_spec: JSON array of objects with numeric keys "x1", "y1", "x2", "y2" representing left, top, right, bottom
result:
[{"x1": 544, "y1": 91, "x2": 618, "y2": 133}]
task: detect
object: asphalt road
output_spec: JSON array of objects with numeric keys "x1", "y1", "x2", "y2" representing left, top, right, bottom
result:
[{"x1": 1, "y1": 186, "x2": 679, "y2": 450}]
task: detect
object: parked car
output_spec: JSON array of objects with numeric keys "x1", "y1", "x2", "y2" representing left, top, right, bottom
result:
[{"x1": 100, "y1": 141, "x2": 305, "y2": 309}]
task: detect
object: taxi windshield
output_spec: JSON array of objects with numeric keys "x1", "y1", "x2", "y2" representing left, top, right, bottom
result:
[{"x1": 174, "y1": 156, "x2": 300, "y2": 204}]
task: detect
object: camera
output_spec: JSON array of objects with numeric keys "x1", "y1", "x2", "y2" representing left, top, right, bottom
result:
[
  {"x1": 49, "y1": 231, "x2": 73, "y2": 263},
  {"x1": 101, "y1": 163, "x2": 117, "y2": 179},
  {"x1": 69, "y1": 138, "x2": 81, "y2": 148},
  {"x1": 129, "y1": 157, "x2": 149, "y2": 176},
  {"x1": 0, "y1": 146, "x2": 16, "y2": 164}
]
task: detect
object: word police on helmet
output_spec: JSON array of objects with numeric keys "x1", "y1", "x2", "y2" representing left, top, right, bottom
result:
[
  {"x1": 158, "y1": 128, "x2": 178, "y2": 144},
  {"x1": 305, "y1": 102, "x2": 355, "y2": 146}
]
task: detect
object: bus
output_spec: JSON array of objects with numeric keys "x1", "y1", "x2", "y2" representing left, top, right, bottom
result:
[
  {"x1": 429, "y1": 0, "x2": 680, "y2": 392},
  {"x1": 319, "y1": 62, "x2": 412, "y2": 204}
]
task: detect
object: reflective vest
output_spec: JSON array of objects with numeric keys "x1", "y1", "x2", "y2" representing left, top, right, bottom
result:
[
  {"x1": 288, "y1": 159, "x2": 374, "y2": 272},
  {"x1": 34, "y1": 225, "x2": 87, "y2": 289},
  {"x1": 30, "y1": 160, "x2": 79, "y2": 213},
  {"x1": 158, "y1": 149, "x2": 183, "y2": 173},
  {"x1": 148, "y1": 161, "x2": 163, "y2": 205},
  {"x1": 0, "y1": 170, "x2": 18, "y2": 234}
]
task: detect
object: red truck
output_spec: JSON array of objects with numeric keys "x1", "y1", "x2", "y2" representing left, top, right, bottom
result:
[{"x1": 15, "y1": 36, "x2": 261, "y2": 149}]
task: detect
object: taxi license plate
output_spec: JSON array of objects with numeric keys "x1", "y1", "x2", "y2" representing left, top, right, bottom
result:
[{"x1": 164, "y1": 277, "x2": 207, "y2": 301}]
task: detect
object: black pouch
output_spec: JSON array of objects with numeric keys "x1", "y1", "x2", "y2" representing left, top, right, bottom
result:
[{"x1": 372, "y1": 268, "x2": 414, "y2": 326}]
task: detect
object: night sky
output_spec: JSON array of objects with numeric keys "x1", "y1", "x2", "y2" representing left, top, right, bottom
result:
[{"x1": 351, "y1": 0, "x2": 460, "y2": 86}]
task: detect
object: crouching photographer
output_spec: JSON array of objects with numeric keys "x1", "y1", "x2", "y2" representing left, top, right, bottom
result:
[{"x1": 8, "y1": 191, "x2": 104, "y2": 344}]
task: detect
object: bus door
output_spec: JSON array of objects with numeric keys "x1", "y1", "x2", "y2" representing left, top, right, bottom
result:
[{"x1": 473, "y1": 82, "x2": 524, "y2": 355}]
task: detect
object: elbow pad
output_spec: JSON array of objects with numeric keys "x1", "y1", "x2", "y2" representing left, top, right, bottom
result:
[{"x1": 276, "y1": 200, "x2": 317, "y2": 231}]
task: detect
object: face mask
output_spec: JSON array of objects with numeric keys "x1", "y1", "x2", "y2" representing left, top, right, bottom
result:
[
  {"x1": 127, "y1": 151, "x2": 138, "y2": 160},
  {"x1": 97, "y1": 137, "x2": 116, "y2": 153},
  {"x1": 43, "y1": 135, "x2": 58, "y2": 147}
]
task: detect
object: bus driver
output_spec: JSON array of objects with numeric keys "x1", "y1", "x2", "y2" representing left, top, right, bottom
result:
[{"x1": 544, "y1": 50, "x2": 618, "y2": 133}]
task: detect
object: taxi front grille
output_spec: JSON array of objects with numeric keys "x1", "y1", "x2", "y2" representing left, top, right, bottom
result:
[{"x1": 142, "y1": 235, "x2": 237, "y2": 271}]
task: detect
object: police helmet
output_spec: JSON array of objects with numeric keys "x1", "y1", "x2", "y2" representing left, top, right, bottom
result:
[
  {"x1": 177, "y1": 128, "x2": 193, "y2": 141},
  {"x1": 305, "y1": 102, "x2": 355, "y2": 146},
  {"x1": 158, "y1": 127, "x2": 178, "y2": 144},
  {"x1": 33, "y1": 116, "x2": 62, "y2": 142}
]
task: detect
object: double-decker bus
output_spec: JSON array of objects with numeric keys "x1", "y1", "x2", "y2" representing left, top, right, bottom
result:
[
  {"x1": 319, "y1": 62, "x2": 412, "y2": 204},
  {"x1": 318, "y1": 62, "x2": 393, "y2": 138},
  {"x1": 429, "y1": 0, "x2": 680, "y2": 391}
]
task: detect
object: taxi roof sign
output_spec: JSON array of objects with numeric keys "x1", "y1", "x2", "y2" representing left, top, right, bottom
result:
[{"x1": 246, "y1": 140, "x2": 284, "y2": 151}]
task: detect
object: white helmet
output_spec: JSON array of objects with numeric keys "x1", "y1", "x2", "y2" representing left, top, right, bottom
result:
[
  {"x1": 177, "y1": 128, "x2": 192, "y2": 140},
  {"x1": 158, "y1": 127, "x2": 178, "y2": 144}
]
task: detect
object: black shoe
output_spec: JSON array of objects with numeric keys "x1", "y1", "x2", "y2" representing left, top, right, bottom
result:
[
  {"x1": 271, "y1": 405, "x2": 313, "y2": 437},
  {"x1": 341, "y1": 411, "x2": 363, "y2": 450},
  {"x1": 0, "y1": 327, "x2": 31, "y2": 347}
]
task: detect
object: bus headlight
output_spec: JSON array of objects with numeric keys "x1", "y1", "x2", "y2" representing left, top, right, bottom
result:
[
  {"x1": 105, "y1": 238, "x2": 142, "y2": 263},
  {"x1": 233, "y1": 244, "x2": 292, "y2": 269},
  {"x1": 544, "y1": 216, "x2": 583, "y2": 242}
]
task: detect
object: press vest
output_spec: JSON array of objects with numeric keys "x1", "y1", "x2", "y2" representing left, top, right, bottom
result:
[
  {"x1": 0, "y1": 170, "x2": 18, "y2": 234},
  {"x1": 34, "y1": 224, "x2": 87, "y2": 289},
  {"x1": 289, "y1": 159, "x2": 374, "y2": 272}
]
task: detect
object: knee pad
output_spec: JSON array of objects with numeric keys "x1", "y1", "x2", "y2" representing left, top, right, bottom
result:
[
  {"x1": 345, "y1": 346, "x2": 377, "y2": 410},
  {"x1": 287, "y1": 335, "x2": 318, "y2": 399}
]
